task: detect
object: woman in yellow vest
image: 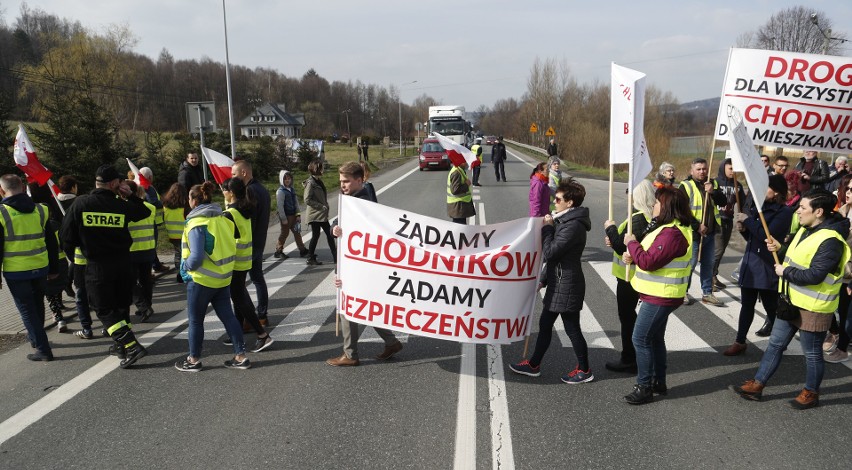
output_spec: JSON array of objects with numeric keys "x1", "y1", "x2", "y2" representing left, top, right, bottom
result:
[
  {"x1": 162, "y1": 183, "x2": 189, "y2": 283},
  {"x1": 176, "y1": 182, "x2": 250, "y2": 372},
  {"x1": 126, "y1": 180, "x2": 157, "y2": 322},
  {"x1": 602, "y1": 179, "x2": 656, "y2": 373},
  {"x1": 734, "y1": 189, "x2": 851, "y2": 409},
  {"x1": 621, "y1": 186, "x2": 694, "y2": 405},
  {"x1": 222, "y1": 178, "x2": 273, "y2": 353}
]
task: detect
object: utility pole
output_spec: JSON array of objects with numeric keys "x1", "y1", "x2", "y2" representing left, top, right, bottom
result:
[{"x1": 343, "y1": 109, "x2": 352, "y2": 147}]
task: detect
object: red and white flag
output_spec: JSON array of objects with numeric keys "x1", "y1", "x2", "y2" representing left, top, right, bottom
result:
[
  {"x1": 433, "y1": 132, "x2": 480, "y2": 168},
  {"x1": 13, "y1": 124, "x2": 53, "y2": 186},
  {"x1": 126, "y1": 158, "x2": 151, "y2": 189},
  {"x1": 200, "y1": 146, "x2": 235, "y2": 184}
]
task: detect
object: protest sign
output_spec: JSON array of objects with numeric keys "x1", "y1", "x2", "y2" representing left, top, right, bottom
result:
[
  {"x1": 715, "y1": 48, "x2": 852, "y2": 153},
  {"x1": 336, "y1": 196, "x2": 543, "y2": 344}
]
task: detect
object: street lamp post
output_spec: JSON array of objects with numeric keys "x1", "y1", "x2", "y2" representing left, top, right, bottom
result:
[
  {"x1": 399, "y1": 80, "x2": 417, "y2": 156},
  {"x1": 810, "y1": 13, "x2": 848, "y2": 54}
]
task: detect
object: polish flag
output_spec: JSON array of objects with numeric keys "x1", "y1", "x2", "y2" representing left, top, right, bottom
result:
[
  {"x1": 126, "y1": 158, "x2": 151, "y2": 189},
  {"x1": 201, "y1": 146, "x2": 235, "y2": 184},
  {"x1": 433, "y1": 132, "x2": 480, "y2": 168},
  {"x1": 13, "y1": 124, "x2": 53, "y2": 186}
]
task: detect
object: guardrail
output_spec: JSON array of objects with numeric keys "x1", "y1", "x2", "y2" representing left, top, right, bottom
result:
[{"x1": 504, "y1": 139, "x2": 547, "y2": 156}]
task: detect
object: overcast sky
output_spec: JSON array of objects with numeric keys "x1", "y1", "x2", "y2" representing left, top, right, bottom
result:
[{"x1": 4, "y1": 0, "x2": 851, "y2": 109}]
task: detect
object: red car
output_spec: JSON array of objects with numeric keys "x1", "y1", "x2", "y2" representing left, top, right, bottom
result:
[
  {"x1": 419, "y1": 138, "x2": 450, "y2": 171},
  {"x1": 484, "y1": 135, "x2": 498, "y2": 145}
]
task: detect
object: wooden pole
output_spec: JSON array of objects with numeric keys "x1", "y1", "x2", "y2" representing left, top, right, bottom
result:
[
  {"x1": 625, "y1": 190, "x2": 634, "y2": 280},
  {"x1": 757, "y1": 209, "x2": 781, "y2": 265}
]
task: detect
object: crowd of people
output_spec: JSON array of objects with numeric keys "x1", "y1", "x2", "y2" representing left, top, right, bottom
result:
[{"x1": 4, "y1": 143, "x2": 851, "y2": 408}]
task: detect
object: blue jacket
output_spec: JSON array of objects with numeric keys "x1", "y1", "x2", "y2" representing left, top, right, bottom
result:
[{"x1": 738, "y1": 200, "x2": 793, "y2": 290}]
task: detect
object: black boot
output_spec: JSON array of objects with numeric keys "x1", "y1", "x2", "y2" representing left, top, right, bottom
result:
[
  {"x1": 624, "y1": 384, "x2": 654, "y2": 405},
  {"x1": 652, "y1": 379, "x2": 668, "y2": 396},
  {"x1": 755, "y1": 319, "x2": 773, "y2": 337},
  {"x1": 605, "y1": 359, "x2": 637, "y2": 374},
  {"x1": 306, "y1": 256, "x2": 322, "y2": 266},
  {"x1": 112, "y1": 326, "x2": 147, "y2": 369}
]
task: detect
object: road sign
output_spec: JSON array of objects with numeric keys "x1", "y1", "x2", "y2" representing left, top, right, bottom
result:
[
  {"x1": 530, "y1": 123, "x2": 538, "y2": 133},
  {"x1": 186, "y1": 101, "x2": 217, "y2": 134},
  {"x1": 545, "y1": 127, "x2": 556, "y2": 136}
]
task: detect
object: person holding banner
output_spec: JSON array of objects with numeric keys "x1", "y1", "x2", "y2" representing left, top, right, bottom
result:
[
  {"x1": 621, "y1": 186, "x2": 693, "y2": 404},
  {"x1": 327, "y1": 162, "x2": 402, "y2": 367},
  {"x1": 722, "y1": 175, "x2": 793, "y2": 356},
  {"x1": 509, "y1": 180, "x2": 594, "y2": 384},
  {"x1": 679, "y1": 158, "x2": 726, "y2": 306},
  {"x1": 602, "y1": 179, "x2": 656, "y2": 373},
  {"x1": 734, "y1": 189, "x2": 850, "y2": 409}
]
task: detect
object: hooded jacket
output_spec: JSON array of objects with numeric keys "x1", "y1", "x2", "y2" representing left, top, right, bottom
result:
[
  {"x1": 738, "y1": 200, "x2": 794, "y2": 290},
  {"x1": 276, "y1": 170, "x2": 299, "y2": 220},
  {"x1": 529, "y1": 173, "x2": 550, "y2": 217},
  {"x1": 0, "y1": 193, "x2": 59, "y2": 280},
  {"x1": 715, "y1": 160, "x2": 746, "y2": 220},
  {"x1": 540, "y1": 206, "x2": 591, "y2": 313},
  {"x1": 177, "y1": 160, "x2": 204, "y2": 189},
  {"x1": 180, "y1": 203, "x2": 240, "y2": 281},
  {"x1": 303, "y1": 175, "x2": 329, "y2": 223}
]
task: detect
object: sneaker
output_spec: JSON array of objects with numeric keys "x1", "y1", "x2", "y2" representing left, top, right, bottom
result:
[
  {"x1": 306, "y1": 256, "x2": 322, "y2": 266},
  {"x1": 26, "y1": 351, "x2": 54, "y2": 362},
  {"x1": 138, "y1": 307, "x2": 153, "y2": 323},
  {"x1": 701, "y1": 294, "x2": 724, "y2": 307},
  {"x1": 75, "y1": 329, "x2": 94, "y2": 340},
  {"x1": 823, "y1": 333, "x2": 839, "y2": 353},
  {"x1": 152, "y1": 264, "x2": 172, "y2": 273},
  {"x1": 509, "y1": 360, "x2": 541, "y2": 377},
  {"x1": 222, "y1": 337, "x2": 233, "y2": 346},
  {"x1": 224, "y1": 357, "x2": 252, "y2": 370},
  {"x1": 824, "y1": 349, "x2": 849, "y2": 363},
  {"x1": 561, "y1": 367, "x2": 594, "y2": 384},
  {"x1": 623, "y1": 384, "x2": 653, "y2": 405},
  {"x1": 250, "y1": 336, "x2": 274, "y2": 353},
  {"x1": 57, "y1": 320, "x2": 68, "y2": 333},
  {"x1": 280, "y1": 253, "x2": 290, "y2": 260},
  {"x1": 299, "y1": 248, "x2": 310, "y2": 258},
  {"x1": 652, "y1": 380, "x2": 668, "y2": 396},
  {"x1": 683, "y1": 294, "x2": 694, "y2": 306},
  {"x1": 175, "y1": 273, "x2": 184, "y2": 284},
  {"x1": 712, "y1": 277, "x2": 726, "y2": 291},
  {"x1": 175, "y1": 358, "x2": 202, "y2": 372},
  {"x1": 273, "y1": 250, "x2": 283, "y2": 259},
  {"x1": 731, "y1": 266, "x2": 740, "y2": 282}
]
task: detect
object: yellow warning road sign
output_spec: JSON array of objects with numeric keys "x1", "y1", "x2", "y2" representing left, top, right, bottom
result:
[
  {"x1": 529, "y1": 123, "x2": 538, "y2": 133},
  {"x1": 545, "y1": 127, "x2": 556, "y2": 136}
]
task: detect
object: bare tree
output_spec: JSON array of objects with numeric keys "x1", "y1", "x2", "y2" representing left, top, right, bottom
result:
[{"x1": 737, "y1": 6, "x2": 847, "y2": 54}]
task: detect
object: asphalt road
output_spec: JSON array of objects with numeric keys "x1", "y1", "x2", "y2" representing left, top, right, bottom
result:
[{"x1": 0, "y1": 149, "x2": 850, "y2": 469}]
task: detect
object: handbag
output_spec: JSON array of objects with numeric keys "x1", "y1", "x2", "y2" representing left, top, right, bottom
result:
[{"x1": 776, "y1": 278, "x2": 800, "y2": 322}]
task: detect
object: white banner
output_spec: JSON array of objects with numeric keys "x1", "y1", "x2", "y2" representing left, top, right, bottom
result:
[
  {"x1": 610, "y1": 63, "x2": 653, "y2": 190},
  {"x1": 336, "y1": 196, "x2": 543, "y2": 344},
  {"x1": 727, "y1": 104, "x2": 769, "y2": 205},
  {"x1": 714, "y1": 48, "x2": 852, "y2": 153}
]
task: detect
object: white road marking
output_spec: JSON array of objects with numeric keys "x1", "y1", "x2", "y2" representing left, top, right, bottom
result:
[
  {"x1": 453, "y1": 343, "x2": 477, "y2": 470},
  {"x1": 487, "y1": 344, "x2": 515, "y2": 470}
]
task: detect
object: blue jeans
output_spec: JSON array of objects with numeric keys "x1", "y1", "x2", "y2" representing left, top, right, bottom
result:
[
  {"x1": 185, "y1": 281, "x2": 245, "y2": 359},
  {"x1": 632, "y1": 301, "x2": 678, "y2": 386},
  {"x1": 248, "y1": 251, "x2": 268, "y2": 317},
  {"x1": 754, "y1": 318, "x2": 826, "y2": 392},
  {"x1": 6, "y1": 276, "x2": 52, "y2": 355},
  {"x1": 688, "y1": 232, "x2": 715, "y2": 295}
]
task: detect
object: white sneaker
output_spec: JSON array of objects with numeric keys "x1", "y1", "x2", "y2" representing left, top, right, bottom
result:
[
  {"x1": 824, "y1": 348, "x2": 849, "y2": 363},
  {"x1": 823, "y1": 333, "x2": 839, "y2": 353}
]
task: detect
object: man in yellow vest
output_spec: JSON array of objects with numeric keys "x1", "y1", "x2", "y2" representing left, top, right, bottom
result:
[
  {"x1": 139, "y1": 166, "x2": 170, "y2": 274},
  {"x1": 470, "y1": 138, "x2": 483, "y2": 187},
  {"x1": 127, "y1": 180, "x2": 157, "y2": 322},
  {"x1": 0, "y1": 174, "x2": 60, "y2": 361},
  {"x1": 678, "y1": 158, "x2": 727, "y2": 306},
  {"x1": 446, "y1": 155, "x2": 475, "y2": 224},
  {"x1": 60, "y1": 165, "x2": 152, "y2": 368}
]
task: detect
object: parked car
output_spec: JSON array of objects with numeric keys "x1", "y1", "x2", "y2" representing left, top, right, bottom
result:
[
  {"x1": 419, "y1": 138, "x2": 449, "y2": 171},
  {"x1": 484, "y1": 135, "x2": 498, "y2": 145}
]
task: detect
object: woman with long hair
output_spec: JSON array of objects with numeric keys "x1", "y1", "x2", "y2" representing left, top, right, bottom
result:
[
  {"x1": 734, "y1": 189, "x2": 850, "y2": 409},
  {"x1": 303, "y1": 159, "x2": 337, "y2": 265},
  {"x1": 162, "y1": 182, "x2": 189, "y2": 282},
  {"x1": 529, "y1": 162, "x2": 550, "y2": 217},
  {"x1": 824, "y1": 173, "x2": 852, "y2": 363},
  {"x1": 602, "y1": 179, "x2": 656, "y2": 373},
  {"x1": 621, "y1": 185, "x2": 694, "y2": 404},
  {"x1": 176, "y1": 182, "x2": 250, "y2": 372},
  {"x1": 222, "y1": 178, "x2": 274, "y2": 353}
]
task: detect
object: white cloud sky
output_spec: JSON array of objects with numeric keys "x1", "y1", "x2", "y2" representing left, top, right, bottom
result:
[{"x1": 4, "y1": 0, "x2": 850, "y2": 109}]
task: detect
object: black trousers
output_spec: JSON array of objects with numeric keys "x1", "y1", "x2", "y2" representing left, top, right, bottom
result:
[
  {"x1": 736, "y1": 287, "x2": 778, "y2": 344},
  {"x1": 132, "y1": 261, "x2": 153, "y2": 311},
  {"x1": 86, "y1": 258, "x2": 134, "y2": 333},
  {"x1": 529, "y1": 309, "x2": 589, "y2": 371},
  {"x1": 615, "y1": 278, "x2": 640, "y2": 363},
  {"x1": 494, "y1": 160, "x2": 506, "y2": 181},
  {"x1": 231, "y1": 269, "x2": 265, "y2": 335},
  {"x1": 308, "y1": 221, "x2": 337, "y2": 262}
]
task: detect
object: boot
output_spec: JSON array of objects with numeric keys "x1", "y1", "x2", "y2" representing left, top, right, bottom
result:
[
  {"x1": 722, "y1": 342, "x2": 747, "y2": 356},
  {"x1": 790, "y1": 389, "x2": 819, "y2": 410},
  {"x1": 623, "y1": 384, "x2": 654, "y2": 405},
  {"x1": 112, "y1": 326, "x2": 147, "y2": 369},
  {"x1": 652, "y1": 379, "x2": 668, "y2": 396},
  {"x1": 273, "y1": 249, "x2": 283, "y2": 259},
  {"x1": 306, "y1": 256, "x2": 322, "y2": 266},
  {"x1": 732, "y1": 379, "x2": 764, "y2": 401},
  {"x1": 299, "y1": 248, "x2": 310, "y2": 258},
  {"x1": 755, "y1": 319, "x2": 773, "y2": 337}
]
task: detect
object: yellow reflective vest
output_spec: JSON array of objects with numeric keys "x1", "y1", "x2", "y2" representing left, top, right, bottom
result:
[
  {"x1": 181, "y1": 215, "x2": 236, "y2": 288},
  {"x1": 680, "y1": 179, "x2": 721, "y2": 228},
  {"x1": 129, "y1": 201, "x2": 157, "y2": 252},
  {"x1": 470, "y1": 145, "x2": 483, "y2": 162},
  {"x1": 630, "y1": 222, "x2": 694, "y2": 299},
  {"x1": 782, "y1": 227, "x2": 851, "y2": 314},
  {"x1": 611, "y1": 211, "x2": 650, "y2": 281},
  {"x1": 0, "y1": 203, "x2": 49, "y2": 272},
  {"x1": 225, "y1": 207, "x2": 253, "y2": 271},
  {"x1": 163, "y1": 206, "x2": 186, "y2": 241},
  {"x1": 151, "y1": 188, "x2": 165, "y2": 226},
  {"x1": 446, "y1": 166, "x2": 472, "y2": 204}
]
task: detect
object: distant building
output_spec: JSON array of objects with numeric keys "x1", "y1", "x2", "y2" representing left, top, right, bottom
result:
[{"x1": 238, "y1": 103, "x2": 305, "y2": 139}]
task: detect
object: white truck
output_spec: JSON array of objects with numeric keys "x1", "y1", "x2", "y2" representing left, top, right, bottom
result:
[{"x1": 428, "y1": 105, "x2": 469, "y2": 146}]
